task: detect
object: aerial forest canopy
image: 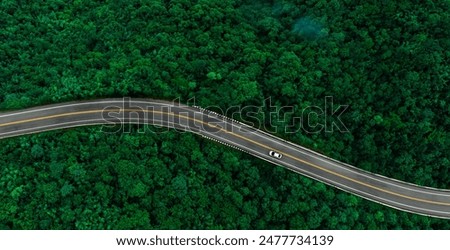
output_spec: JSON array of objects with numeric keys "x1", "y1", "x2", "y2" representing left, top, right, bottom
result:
[{"x1": 0, "y1": 0, "x2": 449, "y2": 229}]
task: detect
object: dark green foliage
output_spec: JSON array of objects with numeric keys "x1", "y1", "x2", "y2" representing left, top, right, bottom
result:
[{"x1": 0, "y1": 0, "x2": 449, "y2": 229}]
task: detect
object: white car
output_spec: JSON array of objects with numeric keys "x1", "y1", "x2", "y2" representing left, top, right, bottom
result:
[{"x1": 269, "y1": 150, "x2": 283, "y2": 159}]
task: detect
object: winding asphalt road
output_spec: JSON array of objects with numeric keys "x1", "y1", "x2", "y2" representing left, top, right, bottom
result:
[{"x1": 0, "y1": 98, "x2": 449, "y2": 219}]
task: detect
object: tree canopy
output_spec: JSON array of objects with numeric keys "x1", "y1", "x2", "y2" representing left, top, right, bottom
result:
[{"x1": 0, "y1": 0, "x2": 449, "y2": 229}]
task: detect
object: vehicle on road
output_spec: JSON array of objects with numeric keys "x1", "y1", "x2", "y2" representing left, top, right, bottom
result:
[{"x1": 269, "y1": 150, "x2": 283, "y2": 159}]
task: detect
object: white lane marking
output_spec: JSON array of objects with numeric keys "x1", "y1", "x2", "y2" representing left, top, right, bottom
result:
[
  {"x1": 206, "y1": 130, "x2": 450, "y2": 216},
  {"x1": 0, "y1": 118, "x2": 188, "y2": 136},
  {"x1": 0, "y1": 100, "x2": 112, "y2": 117},
  {"x1": 0, "y1": 99, "x2": 171, "y2": 118},
  {"x1": 222, "y1": 120, "x2": 450, "y2": 197},
  {"x1": 1, "y1": 115, "x2": 450, "y2": 216},
  {"x1": 0, "y1": 119, "x2": 107, "y2": 136},
  {"x1": 1, "y1": 100, "x2": 449, "y2": 197}
]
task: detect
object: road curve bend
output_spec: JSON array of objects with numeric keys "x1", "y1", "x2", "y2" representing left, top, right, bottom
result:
[{"x1": 0, "y1": 98, "x2": 449, "y2": 219}]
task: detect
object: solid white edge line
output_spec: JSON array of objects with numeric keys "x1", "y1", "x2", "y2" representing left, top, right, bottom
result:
[
  {"x1": 1, "y1": 100, "x2": 449, "y2": 199},
  {"x1": 2, "y1": 117, "x2": 450, "y2": 217}
]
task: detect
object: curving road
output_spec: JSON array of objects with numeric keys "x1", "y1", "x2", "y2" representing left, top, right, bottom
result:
[{"x1": 0, "y1": 98, "x2": 449, "y2": 219}]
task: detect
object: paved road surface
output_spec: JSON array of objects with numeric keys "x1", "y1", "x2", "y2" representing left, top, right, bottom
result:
[{"x1": 0, "y1": 98, "x2": 449, "y2": 218}]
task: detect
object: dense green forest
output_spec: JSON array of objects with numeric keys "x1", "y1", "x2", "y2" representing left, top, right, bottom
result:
[{"x1": 0, "y1": 0, "x2": 449, "y2": 229}]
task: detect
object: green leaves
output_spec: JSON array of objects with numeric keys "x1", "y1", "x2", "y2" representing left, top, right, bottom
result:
[
  {"x1": 206, "y1": 71, "x2": 222, "y2": 80},
  {"x1": 0, "y1": 0, "x2": 449, "y2": 230}
]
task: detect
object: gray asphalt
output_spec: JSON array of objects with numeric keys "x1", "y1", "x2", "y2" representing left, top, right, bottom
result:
[{"x1": 0, "y1": 98, "x2": 449, "y2": 218}]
